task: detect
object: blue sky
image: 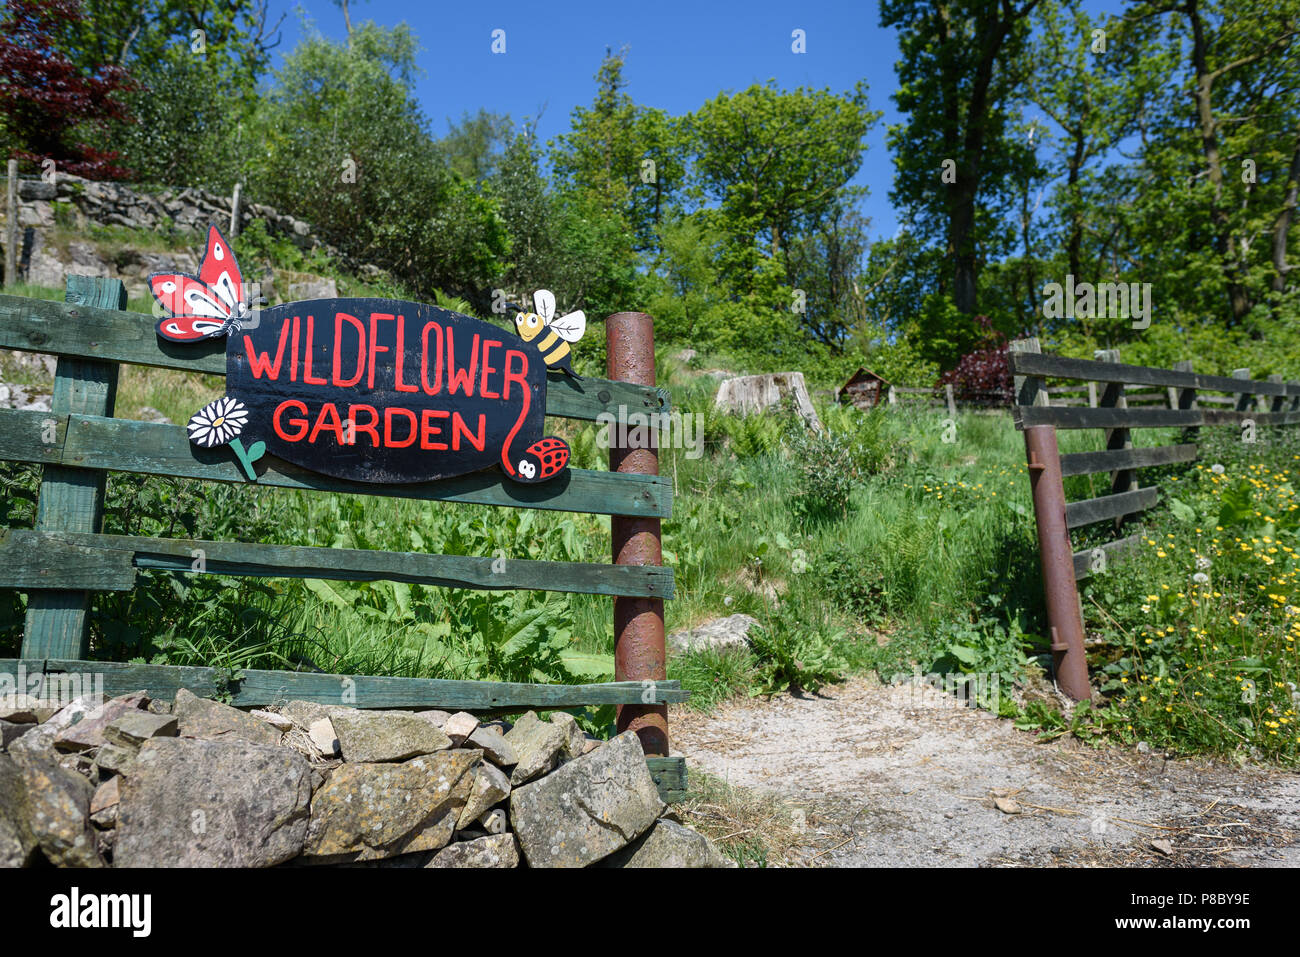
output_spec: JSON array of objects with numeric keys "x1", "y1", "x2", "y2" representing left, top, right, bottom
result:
[{"x1": 270, "y1": 0, "x2": 1126, "y2": 242}]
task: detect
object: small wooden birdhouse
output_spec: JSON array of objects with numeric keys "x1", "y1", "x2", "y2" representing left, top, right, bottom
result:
[{"x1": 837, "y1": 367, "x2": 890, "y2": 409}]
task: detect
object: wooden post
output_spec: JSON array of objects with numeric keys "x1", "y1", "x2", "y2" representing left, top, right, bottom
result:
[
  {"x1": 1095, "y1": 349, "x2": 1133, "y2": 532},
  {"x1": 1268, "y1": 374, "x2": 1286, "y2": 413},
  {"x1": 945, "y1": 383, "x2": 956, "y2": 417},
  {"x1": 1233, "y1": 369, "x2": 1253, "y2": 413},
  {"x1": 607, "y1": 311, "x2": 668, "y2": 757},
  {"x1": 887, "y1": 384, "x2": 897, "y2": 406},
  {"x1": 22, "y1": 277, "x2": 126, "y2": 659},
  {"x1": 1173, "y1": 359, "x2": 1198, "y2": 443},
  {"x1": 230, "y1": 182, "x2": 242, "y2": 239},
  {"x1": 5, "y1": 159, "x2": 16, "y2": 289},
  {"x1": 1088, "y1": 381, "x2": 1098, "y2": 408}
]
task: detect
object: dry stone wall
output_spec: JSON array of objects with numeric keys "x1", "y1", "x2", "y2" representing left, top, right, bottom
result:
[
  {"x1": 1, "y1": 174, "x2": 381, "y2": 298},
  {"x1": 0, "y1": 688, "x2": 730, "y2": 869}
]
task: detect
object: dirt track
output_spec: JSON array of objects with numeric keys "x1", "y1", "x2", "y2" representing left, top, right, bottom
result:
[{"x1": 670, "y1": 675, "x2": 1300, "y2": 867}]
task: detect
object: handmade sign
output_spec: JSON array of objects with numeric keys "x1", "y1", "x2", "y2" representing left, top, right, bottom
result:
[{"x1": 149, "y1": 226, "x2": 585, "y2": 485}]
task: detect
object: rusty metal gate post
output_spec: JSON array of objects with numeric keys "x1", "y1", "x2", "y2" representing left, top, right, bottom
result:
[
  {"x1": 607, "y1": 311, "x2": 669, "y2": 755},
  {"x1": 1023, "y1": 425, "x2": 1091, "y2": 701},
  {"x1": 1010, "y1": 338, "x2": 1090, "y2": 702}
]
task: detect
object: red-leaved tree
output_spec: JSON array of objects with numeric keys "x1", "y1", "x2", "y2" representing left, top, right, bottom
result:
[
  {"x1": 0, "y1": 0, "x2": 133, "y2": 180},
  {"x1": 936, "y1": 315, "x2": 1013, "y2": 405}
]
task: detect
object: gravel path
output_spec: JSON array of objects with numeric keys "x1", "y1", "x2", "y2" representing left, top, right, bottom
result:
[{"x1": 670, "y1": 675, "x2": 1300, "y2": 867}]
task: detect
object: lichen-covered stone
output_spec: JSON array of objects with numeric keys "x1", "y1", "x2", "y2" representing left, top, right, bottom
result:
[
  {"x1": 302, "y1": 750, "x2": 479, "y2": 863},
  {"x1": 329, "y1": 709, "x2": 451, "y2": 763},
  {"x1": 115, "y1": 737, "x2": 312, "y2": 867},
  {"x1": 455, "y1": 761, "x2": 511, "y2": 831},
  {"x1": 466, "y1": 727, "x2": 517, "y2": 769},
  {"x1": 173, "y1": 689, "x2": 281, "y2": 746},
  {"x1": 103, "y1": 711, "x2": 177, "y2": 748},
  {"x1": 504, "y1": 711, "x2": 566, "y2": 785},
  {"x1": 54, "y1": 691, "x2": 149, "y2": 752},
  {"x1": 600, "y1": 819, "x2": 734, "y2": 868},
  {"x1": 15, "y1": 750, "x2": 102, "y2": 867},
  {"x1": 510, "y1": 731, "x2": 664, "y2": 868},
  {"x1": 549, "y1": 711, "x2": 587, "y2": 760},
  {"x1": 426, "y1": 833, "x2": 519, "y2": 868},
  {"x1": 0, "y1": 755, "x2": 37, "y2": 867}
]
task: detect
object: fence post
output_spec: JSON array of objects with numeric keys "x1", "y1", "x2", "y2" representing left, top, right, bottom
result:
[
  {"x1": 607, "y1": 311, "x2": 669, "y2": 757},
  {"x1": 229, "y1": 182, "x2": 242, "y2": 239},
  {"x1": 1173, "y1": 359, "x2": 1198, "y2": 443},
  {"x1": 1010, "y1": 339, "x2": 1090, "y2": 702},
  {"x1": 1268, "y1": 374, "x2": 1285, "y2": 413},
  {"x1": 1232, "y1": 368, "x2": 1253, "y2": 413},
  {"x1": 5, "y1": 159, "x2": 16, "y2": 289},
  {"x1": 22, "y1": 276, "x2": 126, "y2": 659},
  {"x1": 887, "y1": 385, "x2": 897, "y2": 406},
  {"x1": 1095, "y1": 349, "x2": 1135, "y2": 532}
]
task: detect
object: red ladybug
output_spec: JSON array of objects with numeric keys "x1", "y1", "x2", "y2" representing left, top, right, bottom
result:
[{"x1": 515, "y1": 436, "x2": 569, "y2": 483}]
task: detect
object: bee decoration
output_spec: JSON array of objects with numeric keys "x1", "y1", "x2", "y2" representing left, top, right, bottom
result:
[{"x1": 512, "y1": 289, "x2": 586, "y2": 379}]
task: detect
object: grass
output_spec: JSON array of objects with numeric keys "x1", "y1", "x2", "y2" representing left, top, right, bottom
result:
[{"x1": 2, "y1": 272, "x2": 1297, "y2": 763}]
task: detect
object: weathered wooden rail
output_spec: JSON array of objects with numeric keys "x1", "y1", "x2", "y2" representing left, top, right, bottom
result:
[
  {"x1": 1009, "y1": 338, "x2": 1300, "y2": 701},
  {"x1": 0, "y1": 277, "x2": 685, "y2": 799}
]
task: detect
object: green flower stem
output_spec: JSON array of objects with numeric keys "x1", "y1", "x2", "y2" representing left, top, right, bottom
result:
[{"x1": 229, "y1": 438, "x2": 260, "y2": 481}]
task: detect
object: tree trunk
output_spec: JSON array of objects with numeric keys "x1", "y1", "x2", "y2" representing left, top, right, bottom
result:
[
  {"x1": 1271, "y1": 137, "x2": 1300, "y2": 294},
  {"x1": 1186, "y1": 0, "x2": 1252, "y2": 324}
]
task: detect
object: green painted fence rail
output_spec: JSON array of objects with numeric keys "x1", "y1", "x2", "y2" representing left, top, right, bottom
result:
[{"x1": 0, "y1": 277, "x2": 686, "y2": 800}]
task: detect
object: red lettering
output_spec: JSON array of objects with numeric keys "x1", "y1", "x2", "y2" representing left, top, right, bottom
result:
[
  {"x1": 243, "y1": 322, "x2": 291, "y2": 380},
  {"x1": 446, "y1": 328, "x2": 478, "y2": 396},
  {"x1": 309, "y1": 402, "x2": 345, "y2": 443},
  {"x1": 394, "y1": 316, "x2": 418, "y2": 393},
  {"x1": 384, "y1": 407, "x2": 418, "y2": 448},
  {"x1": 332, "y1": 312, "x2": 366, "y2": 387},
  {"x1": 421, "y1": 321, "x2": 443, "y2": 395},
  {"x1": 480, "y1": 339, "x2": 501, "y2": 399},
  {"x1": 273, "y1": 399, "x2": 309, "y2": 442},
  {"x1": 303, "y1": 316, "x2": 327, "y2": 385},
  {"x1": 451, "y1": 412, "x2": 486, "y2": 452},
  {"x1": 502, "y1": 348, "x2": 529, "y2": 401},
  {"x1": 368, "y1": 313, "x2": 394, "y2": 389},
  {"x1": 289, "y1": 316, "x2": 300, "y2": 382},
  {"x1": 347, "y1": 404, "x2": 380, "y2": 447},
  {"x1": 420, "y1": 408, "x2": 450, "y2": 450}
]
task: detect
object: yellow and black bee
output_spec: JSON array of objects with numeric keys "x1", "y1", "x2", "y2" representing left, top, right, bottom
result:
[{"x1": 513, "y1": 289, "x2": 585, "y2": 378}]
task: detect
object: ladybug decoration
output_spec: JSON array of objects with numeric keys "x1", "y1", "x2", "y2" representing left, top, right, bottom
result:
[{"x1": 514, "y1": 436, "x2": 570, "y2": 484}]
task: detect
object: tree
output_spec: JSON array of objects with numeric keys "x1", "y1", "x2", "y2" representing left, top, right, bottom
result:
[
  {"x1": 0, "y1": 0, "x2": 133, "y2": 179},
  {"x1": 245, "y1": 22, "x2": 505, "y2": 302},
  {"x1": 687, "y1": 81, "x2": 877, "y2": 295},
  {"x1": 551, "y1": 49, "x2": 686, "y2": 254},
  {"x1": 882, "y1": 0, "x2": 1042, "y2": 317},
  {"x1": 440, "y1": 109, "x2": 514, "y2": 182},
  {"x1": 1123, "y1": 0, "x2": 1300, "y2": 327}
]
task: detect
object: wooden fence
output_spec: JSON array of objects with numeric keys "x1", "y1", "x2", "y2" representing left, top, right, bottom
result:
[
  {"x1": 0, "y1": 276, "x2": 686, "y2": 800},
  {"x1": 1008, "y1": 337, "x2": 1300, "y2": 699},
  {"x1": 884, "y1": 384, "x2": 1008, "y2": 413}
]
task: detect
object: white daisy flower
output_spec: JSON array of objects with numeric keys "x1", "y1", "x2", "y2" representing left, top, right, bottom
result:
[{"x1": 187, "y1": 395, "x2": 249, "y2": 448}]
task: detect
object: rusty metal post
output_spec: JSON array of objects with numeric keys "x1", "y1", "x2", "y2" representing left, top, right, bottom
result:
[
  {"x1": 607, "y1": 311, "x2": 669, "y2": 755},
  {"x1": 1024, "y1": 425, "x2": 1091, "y2": 702}
]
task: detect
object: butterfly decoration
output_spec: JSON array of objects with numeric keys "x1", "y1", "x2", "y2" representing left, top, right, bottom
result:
[{"x1": 148, "y1": 224, "x2": 248, "y2": 342}]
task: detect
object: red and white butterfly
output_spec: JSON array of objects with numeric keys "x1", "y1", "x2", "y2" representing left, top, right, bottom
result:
[{"x1": 149, "y1": 224, "x2": 248, "y2": 342}]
